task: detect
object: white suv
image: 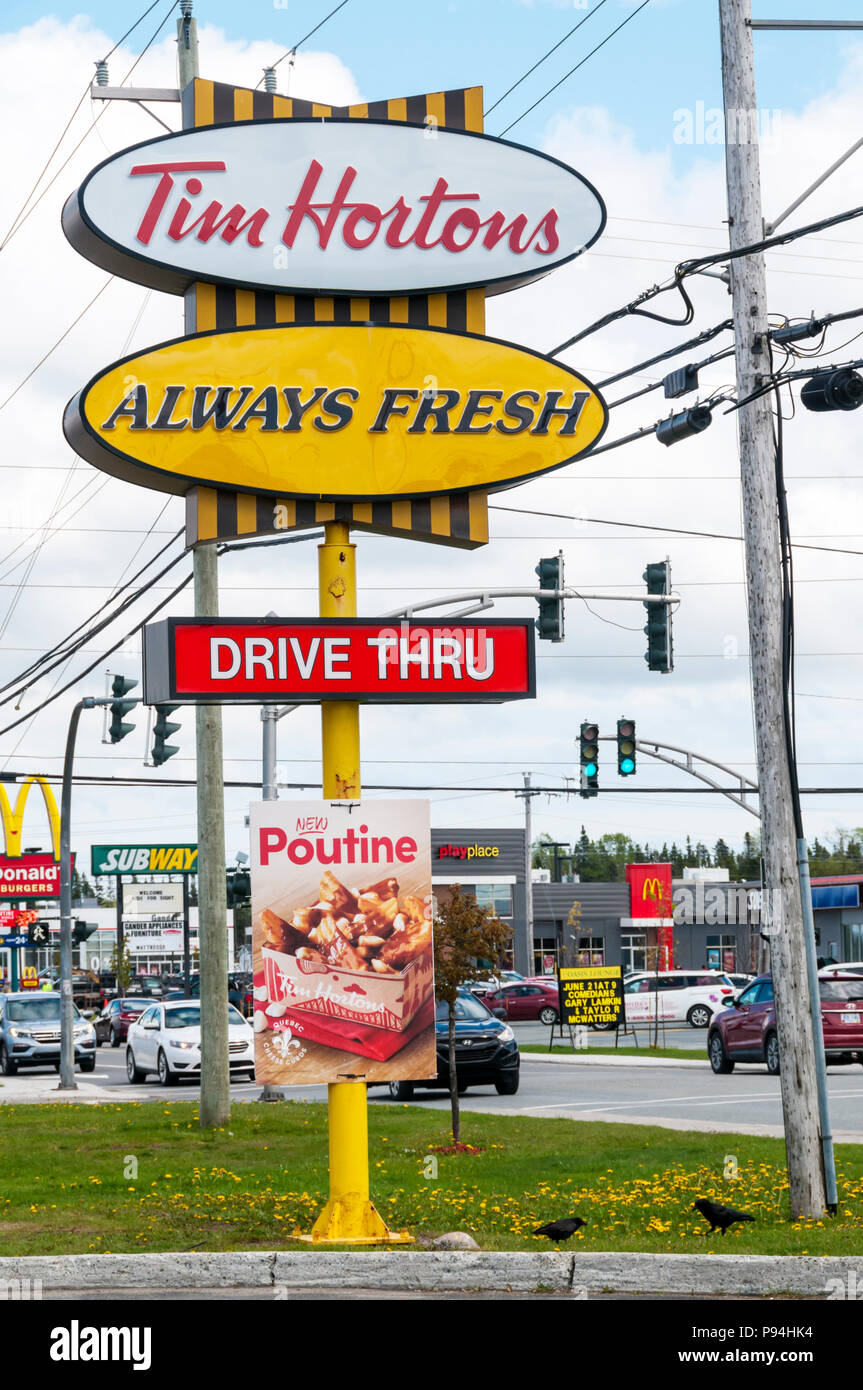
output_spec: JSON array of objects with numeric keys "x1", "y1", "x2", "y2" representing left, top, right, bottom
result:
[{"x1": 623, "y1": 970, "x2": 736, "y2": 1028}]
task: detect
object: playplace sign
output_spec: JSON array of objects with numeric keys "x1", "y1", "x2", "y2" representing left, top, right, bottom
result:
[
  {"x1": 63, "y1": 323, "x2": 607, "y2": 499},
  {"x1": 61, "y1": 119, "x2": 606, "y2": 297}
]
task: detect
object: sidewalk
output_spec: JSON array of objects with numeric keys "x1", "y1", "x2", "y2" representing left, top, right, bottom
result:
[{"x1": 0, "y1": 1249, "x2": 855, "y2": 1296}]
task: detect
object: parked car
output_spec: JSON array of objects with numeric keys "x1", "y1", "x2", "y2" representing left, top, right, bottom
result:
[
  {"x1": 386, "y1": 989, "x2": 519, "y2": 1100},
  {"x1": 819, "y1": 961, "x2": 863, "y2": 979},
  {"x1": 125, "y1": 999, "x2": 255, "y2": 1086},
  {"x1": 162, "y1": 973, "x2": 249, "y2": 1014},
  {"x1": 0, "y1": 992, "x2": 96, "y2": 1074},
  {"x1": 126, "y1": 974, "x2": 164, "y2": 999},
  {"x1": 725, "y1": 972, "x2": 755, "y2": 991},
  {"x1": 707, "y1": 972, "x2": 863, "y2": 1074},
  {"x1": 483, "y1": 978, "x2": 560, "y2": 1025},
  {"x1": 622, "y1": 970, "x2": 735, "y2": 1028},
  {"x1": 94, "y1": 996, "x2": 149, "y2": 1047}
]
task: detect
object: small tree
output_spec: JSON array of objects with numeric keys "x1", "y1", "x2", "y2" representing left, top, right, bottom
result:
[
  {"x1": 110, "y1": 941, "x2": 133, "y2": 992},
  {"x1": 433, "y1": 884, "x2": 512, "y2": 1143}
]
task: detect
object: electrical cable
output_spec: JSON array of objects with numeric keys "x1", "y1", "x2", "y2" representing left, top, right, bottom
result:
[
  {"x1": 551, "y1": 204, "x2": 863, "y2": 358},
  {"x1": 484, "y1": 0, "x2": 609, "y2": 118},
  {"x1": 0, "y1": 528, "x2": 183, "y2": 699},
  {"x1": 0, "y1": 278, "x2": 113, "y2": 413},
  {"x1": 596, "y1": 319, "x2": 734, "y2": 389},
  {"x1": 488, "y1": 503, "x2": 863, "y2": 560},
  {"x1": 498, "y1": 0, "x2": 653, "y2": 137},
  {"x1": 0, "y1": 539, "x2": 188, "y2": 711},
  {"x1": 258, "y1": 0, "x2": 352, "y2": 85},
  {"x1": 0, "y1": 0, "x2": 180, "y2": 252},
  {"x1": 0, "y1": 564, "x2": 195, "y2": 739}
]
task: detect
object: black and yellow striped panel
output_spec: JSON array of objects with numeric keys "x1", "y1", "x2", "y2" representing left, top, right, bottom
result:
[
  {"x1": 182, "y1": 80, "x2": 489, "y2": 550},
  {"x1": 186, "y1": 487, "x2": 490, "y2": 550}
]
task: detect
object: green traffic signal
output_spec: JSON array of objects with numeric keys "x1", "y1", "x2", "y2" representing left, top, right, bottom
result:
[
  {"x1": 109, "y1": 675, "x2": 138, "y2": 743},
  {"x1": 579, "y1": 720, "x2": 599, "y2": 799},
  {"x1": 617, "y1": 717, "x2": 636, "y2": 776},
  {"x1": 535, "y1": 552, "x2": 564, "y2": 642}
]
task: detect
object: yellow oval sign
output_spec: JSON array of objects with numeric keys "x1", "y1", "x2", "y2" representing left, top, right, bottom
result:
[{"x1": 64, "y1": 324, "x2": 607, "y2": 500}]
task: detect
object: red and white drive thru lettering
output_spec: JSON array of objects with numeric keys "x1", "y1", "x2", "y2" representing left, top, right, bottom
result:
[{"x1": 143, "y1": 618, "x2": 535, "y2": 704}]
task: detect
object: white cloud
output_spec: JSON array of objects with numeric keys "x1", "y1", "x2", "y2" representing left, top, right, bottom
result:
[{"x1": 1, "y1": 15, "x2": 863, "y2": 872}]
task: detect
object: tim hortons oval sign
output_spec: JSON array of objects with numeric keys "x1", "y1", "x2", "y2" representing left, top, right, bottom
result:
[
  {"x1": 62, "y1": 323, "x2": 608, "y2": 501},
  {"x1": 61, "y1": 119, "x2": 606, "y2": 297}
]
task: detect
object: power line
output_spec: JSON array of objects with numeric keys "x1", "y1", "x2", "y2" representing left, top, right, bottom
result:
[
  {"x1": 1, "y1": 0, "x2": 179, "y2": 252},
  {"x1": 499, "y1": 0, "x2": 653, "y2": 137},
  {"x1": 259, "y1": 0, "x2": 352, "y2": 85},
  {"x1": 0, "y1": 278, "x2": 113, "y2": 413},
  {"x1": 484, "y1": 0, "x2": 609, "y2": 118},
  {"x1": 489, "y1": 503, "x2": 863, "y2": 560},
  {"x1": 551, "y1": 201, "x2": 863, "y2": 357}
]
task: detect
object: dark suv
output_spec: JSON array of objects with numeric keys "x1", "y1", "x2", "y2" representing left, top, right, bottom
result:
[{"x1": 387, "y1": 989, "x2": 519, "y2": 1100}]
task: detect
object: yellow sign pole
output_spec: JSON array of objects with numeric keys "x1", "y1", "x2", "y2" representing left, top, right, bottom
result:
[{"x1": 301, "y1": 520, "x2": 412, "y2": 1245}]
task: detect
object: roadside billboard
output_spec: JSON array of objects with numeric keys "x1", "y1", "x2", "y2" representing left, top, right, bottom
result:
[
  {"x1": 250, "y1": 799, "x2": 436, "y2": 1086},
  {"x1": 558, "y1": 965, "x2": 623, "y2": 1029}
]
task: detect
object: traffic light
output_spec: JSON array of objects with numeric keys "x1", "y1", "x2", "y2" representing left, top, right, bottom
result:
[
  {"x1": 579, "y1": 721, "x2": 599, "y2": 799},
  {"x1": 108, "y1": 675, "x2": 138, "y2": 743},
  {"x1": 226, "y1": 869, "x2": 251, "y2": 907},
  {"x1": 27, "y1": 918, "x2": 50, "y2": 947},
  {"x1": 617, "y1": 718, "x2": 636, "y2": 776},
  {"x1": 72, "y1": 920, "x2": 98, "y2": 944},
  {"x1": 535, "y1": 552, "x2": 564, "y2": 642},
  {"x1": 800, "y1": 367, "x2": 863, "y2": 413},
  {"x1": 151, "y1": 704, "x2": 182, "y2": 767},
  {"x1": 643, "y1": 561, "x2": 673, "y2": 673}
]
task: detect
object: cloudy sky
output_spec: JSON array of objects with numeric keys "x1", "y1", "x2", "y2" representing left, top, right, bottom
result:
[{"x1": 2, "y1": 0, "x2": 863, "y2": 872}]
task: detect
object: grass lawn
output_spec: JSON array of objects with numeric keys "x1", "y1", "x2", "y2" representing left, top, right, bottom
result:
[
  {"x1": 0, "y1": 1101, "x2": 860, "y2": 1256},
  {"x1": 521, "y1": 1044, "x2": 704, "y2": 1062}
]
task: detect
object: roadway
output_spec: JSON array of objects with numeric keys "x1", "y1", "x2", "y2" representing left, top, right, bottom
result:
[{"x1": 4, "y1": 1028, "x2": 862, "y2": 1138}]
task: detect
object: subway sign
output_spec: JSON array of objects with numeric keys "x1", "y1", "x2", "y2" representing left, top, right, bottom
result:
[
  {"x1": 143, "y1": 617, "x2": 535, "y2": 704},
  {"x1": 91, "y1": 844, "x2": 199, "y2": 875},
  {"x1": 63, "y1": 323, "x2": 607, "y2": 500},
  {"x1": 62, "y1": 118, "x2": 605, "y2": 297}
]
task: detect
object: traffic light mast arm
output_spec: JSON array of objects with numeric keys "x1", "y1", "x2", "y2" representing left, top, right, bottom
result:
[
  {"x1": 597, "y1": 735, "x2": 760, "y2": 818},
  {"x1": 266, "y1": 592, "x2": 676, "y2": 723}
]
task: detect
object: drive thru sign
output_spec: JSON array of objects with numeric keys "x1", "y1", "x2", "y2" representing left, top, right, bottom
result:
[{"x1": 143, "y1": 617, "x2": 535, "y2": 704}]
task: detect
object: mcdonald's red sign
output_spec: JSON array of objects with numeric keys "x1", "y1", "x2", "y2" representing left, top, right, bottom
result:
[{"x1": 625, "y1": 862, "x2": 672, "y2": 920}]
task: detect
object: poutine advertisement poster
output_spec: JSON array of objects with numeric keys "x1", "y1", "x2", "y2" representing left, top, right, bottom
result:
[{"x1": 250, "y1": 799, "x2": 437, "y2": 1086}]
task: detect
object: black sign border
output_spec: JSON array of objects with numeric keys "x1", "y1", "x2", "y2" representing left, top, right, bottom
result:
[
  {"x1": 62, "y1": 116, "x2": 607, "y2": 299},
  {"x1": 143, "y1": 615, "x2": 537, "y2": 705}
]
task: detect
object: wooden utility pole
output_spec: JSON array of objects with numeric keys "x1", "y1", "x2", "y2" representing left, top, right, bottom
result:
[
  {"x1": 718, "y1": 0, "x2": 826, "y2": 1216},
  {"x1": 179, "y1": 3, "x2": 230, "y2": 1127}
]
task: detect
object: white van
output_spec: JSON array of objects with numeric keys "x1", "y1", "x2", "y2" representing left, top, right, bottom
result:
[{"x1": 623, "y1": 970, "x2": 736, "y2": 1028}]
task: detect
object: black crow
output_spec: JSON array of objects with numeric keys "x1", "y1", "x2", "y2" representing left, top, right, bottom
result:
[
  {"x1": 693, "y1": 1198, "x2": 755, "y2": 1235},
  {"x1": 533, "y1": 1217, "x2": 586, "y2": 1242}
]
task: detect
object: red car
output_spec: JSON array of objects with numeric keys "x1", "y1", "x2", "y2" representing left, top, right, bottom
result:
[
  {"x1": 94, "y1": 997, "x2": 149, "y2": 1047},
  {"x1": 707, "y1": 973, "x2": 863, "y2": 1075},
  {"x1": 484, "y1": 980, "x2": 560, "y2": 1025}
]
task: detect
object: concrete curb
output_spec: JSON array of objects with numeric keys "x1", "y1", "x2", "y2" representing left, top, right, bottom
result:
[
  {"x1": 523, "y1": 1053, "x2": 707, "y2": 1069},
  {"x1": 0, "y1": 1251, "x2": 857, "y2": 1295}
]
